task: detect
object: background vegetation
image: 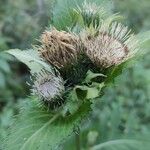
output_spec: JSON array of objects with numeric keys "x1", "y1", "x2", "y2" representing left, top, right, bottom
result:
[{"x1": 0, "y1": 0, "x2": 150, "y2": 149}]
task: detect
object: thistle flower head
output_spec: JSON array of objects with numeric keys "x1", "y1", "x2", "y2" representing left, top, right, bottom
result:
[
  {"x1": 76, "y1": 1, "x2": 105, "y2": 28},
  {"x1": 31, "y1": 69, "x2": 65, "y2": 102},
  {"x1": 81, "y1": 22, "x2": 139, "y2": 68},
  {"x1": 38, "y1": 28, "x2": 80, "y2": 70}
]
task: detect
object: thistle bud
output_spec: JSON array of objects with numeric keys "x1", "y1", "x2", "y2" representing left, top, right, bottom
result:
[
  {"x1": 81, "y1": 22, "x2": 138, "y2": 68},
  {"x1": 76, "y1": 1, "x2": 105, "y2": 28},
  {"x1": 38, "y1": 28, "x2": 80, "y2": 70},
  {"x1": 31, "y1": 69, "x2": 65, "y2": 103}
]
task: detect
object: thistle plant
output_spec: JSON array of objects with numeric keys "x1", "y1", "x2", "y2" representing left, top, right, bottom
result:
[{"x1": 2, "y1": 1, "x2": 150, "y2": 150}]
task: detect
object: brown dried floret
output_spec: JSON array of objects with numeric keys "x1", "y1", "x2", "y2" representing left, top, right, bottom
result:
[
  {"x1": 38, "y1": 28, "x2": 80, "y2": 69},
  {"x1": 81, "y1": 22, "x2": 139, "y2": 68}
]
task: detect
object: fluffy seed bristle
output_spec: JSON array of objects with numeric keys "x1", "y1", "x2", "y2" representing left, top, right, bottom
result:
[
  {"x1": 81, "y1": 22, "x2": 139, "y2": 68},
  {"x1": 31, "y1": 69, "x2": 65, "y2": 102},
  {"x1": 38, "y1": 28, "x2": 80, "y2": 69}
]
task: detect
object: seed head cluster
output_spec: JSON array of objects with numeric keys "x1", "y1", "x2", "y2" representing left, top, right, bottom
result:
[{"x1": 34, "y1": 8, "x2": 139, "y2": 104}]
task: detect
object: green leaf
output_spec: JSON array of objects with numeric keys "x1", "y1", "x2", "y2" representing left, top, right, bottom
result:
[
  {"x1": 75, "y1": 86, "x2": 100, "y2": 100},
  {"x1": 91, "y1": 139, "x2": 150, "y2": 150},
  {"x1": 84, "y1": 70, "x2": 106, "y2": 84},
  {"x1": 3, "y1": 97, "x2": 91, "y2": 150},
  {"x1": 62, "y1": 86, "x2": 90, "y2": 115},
  {"x1": 6, "y1": 49, "x2": 52, "y2": 73},
  {"x1": 62, "y1": 81, "x2": 104, "y2": 116}
]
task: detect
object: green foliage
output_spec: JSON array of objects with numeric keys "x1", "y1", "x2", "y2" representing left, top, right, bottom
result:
[
  {"x1": 4, "y1": 32, "x2": 150, "y2": 150},
  {"x1": 113, "y1": 0, "x2": 150, "y2": 32},
  {"x1": 0, "y1": 0, "x2": 150, "y2": 150},
  {"x1": 63, "y1": 55, "x2": 150, "y2": 149},
  {"x1": 52, "y1": 0, "x2": 112, "y2": 30},
  {"x1": 0, "y1": 0, "x2": 52, "y2": 49},
  {"x1": 3, "y1": 97, "x2": 91, "y2": 150},
  {"x1": 0, "y1": 0, "x2": 53, "y2": 145},
  {"x1": 91, "y1": 139, "x2": 150, "y2": 150},
  {"x1": 6, "y1": 49, "x2": 52, "y2": 73},
  {"x1": 0, "y1": 52, "x2": 28, "y2": 104}
]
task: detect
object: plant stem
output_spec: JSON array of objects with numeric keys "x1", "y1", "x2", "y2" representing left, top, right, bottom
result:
[{"x1": 75, "y1": 129, "x2": 81, "y2": 150}]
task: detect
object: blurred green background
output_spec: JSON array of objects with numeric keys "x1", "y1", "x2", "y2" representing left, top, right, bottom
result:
[{"x1": 0, "y1": 0, "x2": 150, "y2": 149}]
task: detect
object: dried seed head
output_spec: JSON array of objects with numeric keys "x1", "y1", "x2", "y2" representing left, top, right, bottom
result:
[
  {"x1": 81, "y1": 22, "x2": 139, "y2": 68},
  {"x1": 31, "y1": 69, "x2": 65, "y2": 102},
  {"x1": 38, "y1": 28, "x2": 80, "y2": 70}
]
